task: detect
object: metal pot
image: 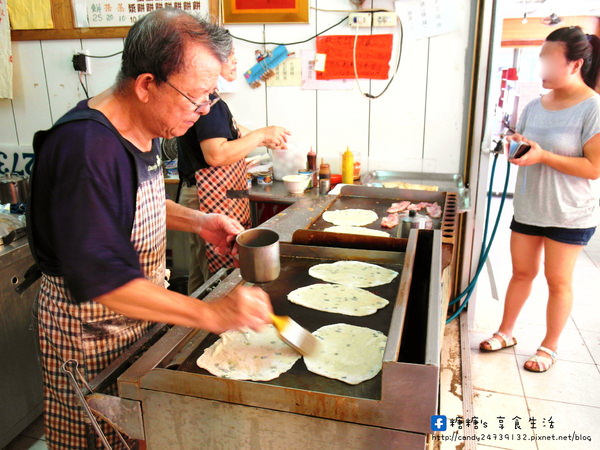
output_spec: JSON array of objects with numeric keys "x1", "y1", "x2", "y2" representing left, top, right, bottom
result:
[
  {"x1": 236, "y1": 228, "x2": 280, "y2": 283},
  {"x1": 0, "y1": 174, "x2": 30, "y2": 204}
]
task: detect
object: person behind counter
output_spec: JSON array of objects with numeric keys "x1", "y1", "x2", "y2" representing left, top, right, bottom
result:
[
  {"x1": 27, "y1": 8, "x2": 272, "y2": 449},
  {"x1": 479, "y1": 26, "x2": 600, "y2": 372},
  {"x1": 177, "y1": 27, "x2": 291, "y2": 293}
]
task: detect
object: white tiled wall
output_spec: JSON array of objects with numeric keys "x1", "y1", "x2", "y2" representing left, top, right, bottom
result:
[{"x1": 0, "y1": 0, "x2": 474, "y2": 177}]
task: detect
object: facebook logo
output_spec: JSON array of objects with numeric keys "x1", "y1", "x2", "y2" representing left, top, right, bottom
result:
[{"x1": 431, "y1": 415, "x2": 447, "y2": 431}]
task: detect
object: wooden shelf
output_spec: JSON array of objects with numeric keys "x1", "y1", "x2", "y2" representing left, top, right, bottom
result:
[{"x1": 11, "y1": 0, "x2": 218, "y2": 41}]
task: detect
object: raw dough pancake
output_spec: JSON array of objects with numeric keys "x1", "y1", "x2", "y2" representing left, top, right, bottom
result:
[
  {"x1": 196, "y1": 325, "x2": 300, "y2": 381},
  {"x1": 322, "y1": 209, "x2": 378, "y2": 226},
  {"x1": 288, "y1": 283, "x2": 389, "y2": 316},
  {"x1": 304, "y1": 324, "x2": 387, "y2": 385},
  {"x1": 324, "y1": 225, "x2": 390, "y2": 237},
  {"x1": 309, "y1": 260, "x2": 399, "y2": 288}
]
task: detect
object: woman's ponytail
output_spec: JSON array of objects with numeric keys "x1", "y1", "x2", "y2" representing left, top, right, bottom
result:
[{"x1": 584, "y1": 34, "x2": 600, "y2": 89}]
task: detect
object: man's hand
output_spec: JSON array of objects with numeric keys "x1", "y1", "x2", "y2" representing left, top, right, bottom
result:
[
  {"x1": 193, "y1": 212, "x2": 244, "y2": 256},
  {"x1": 206, "y1": 285, "x2": 273, "y2": 334}
]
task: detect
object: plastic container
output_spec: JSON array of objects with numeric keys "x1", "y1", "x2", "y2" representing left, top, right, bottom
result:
[
  {"x1": 271, "y1": 148, "x2": 306, "y2": 181},
  {"x1": 298, "y1": 170, "x2": 314, "y2": 188},
  {"x1": 318, "y1": 158, "x2": 330, "y2": 180},
  {"x1": 353, "y1": 161, "x2": 361, "y2": 181},
  {"x1": 330, "y1": 174, "x2": 342, "y2": 187}
]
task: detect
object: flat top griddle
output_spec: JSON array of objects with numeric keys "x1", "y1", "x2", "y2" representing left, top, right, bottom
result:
[
  {"x1": 176, "y1": 253, "x2": 403, "y2": 400},
  {"x1": 308, "y1": 195, "x2": 404, "y2": 237},
  {"x1": 362, "y1": 171, "x2": 463, "y2": 193},
  {"x1": 306, "y1": 186, "x2": 447, "y2": 240}
]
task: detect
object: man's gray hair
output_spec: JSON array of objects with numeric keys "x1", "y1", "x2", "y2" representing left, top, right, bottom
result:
[
  {"x1": 116, "y1": 7, "x2": 229, "y2": 90},
  {"x1": 203, "y1": 21, "x2": 233, "y2": 62}
]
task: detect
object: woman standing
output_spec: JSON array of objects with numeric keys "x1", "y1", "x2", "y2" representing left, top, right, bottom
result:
[
  {"x1": 177, "y1": 28, "x2": 290, "y2": 289},
  {"x1": 480, "y1": 27, "x2": 600, "y2": 372}
]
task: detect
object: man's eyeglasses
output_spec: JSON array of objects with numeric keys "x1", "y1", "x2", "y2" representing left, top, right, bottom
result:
[{"x1": 165, "y1": 80, "x2": 220, "y2": 113}]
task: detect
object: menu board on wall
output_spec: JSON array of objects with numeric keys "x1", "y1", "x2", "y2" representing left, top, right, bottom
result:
[{"x1": 72, "y1": 1, "x2": 209, "y2": 28}]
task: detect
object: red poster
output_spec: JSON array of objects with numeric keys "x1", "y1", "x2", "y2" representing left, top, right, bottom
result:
[
  {"x1": 316, "y1": 34, "x2": 394, "y2": 80},
  {"x1": 234, "y1": 0, "x2": 296, "y2": 9}
]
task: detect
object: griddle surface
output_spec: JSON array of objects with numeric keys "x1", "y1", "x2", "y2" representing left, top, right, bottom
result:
[
  {"x1": 309, "y1": 196, "x2": 403, "y2": 237},
  {"x1": 176, "y1": 255, "x2": 402, "y2": 400}
]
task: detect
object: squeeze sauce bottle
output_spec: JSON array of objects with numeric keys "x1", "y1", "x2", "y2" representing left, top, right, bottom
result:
[
  {"x1": 342, "y1": 147, "x2": 354, "y2": 185},
  {"x1": 307, "y1": 147, "x2": 318, "y2": 187}
]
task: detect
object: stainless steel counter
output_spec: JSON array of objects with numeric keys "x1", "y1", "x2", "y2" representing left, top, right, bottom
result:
[
  {"x1": 249, "y1": 181, "x2": 321, "y2": 204},
  {"x1": 251, "y1": 189, "x2": 335, "y2": 242},
  {"x1": 249, "y1": 181, "x2": 327, "y2": 229}
]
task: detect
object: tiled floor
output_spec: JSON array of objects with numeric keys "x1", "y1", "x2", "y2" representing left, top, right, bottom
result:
[
  {"x1": 4, "y1": 415, "x2": 45, "y2": 449},
  {"x1": 6, "y1": 200, "x2": 599, "y2": 450},
  {"x1": 466, "y1": 197, "x2": 600, "y2": 450}
]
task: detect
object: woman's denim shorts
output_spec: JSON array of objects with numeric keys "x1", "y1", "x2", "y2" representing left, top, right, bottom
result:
[{"x1": 510, "y1": 218, "x2": 596, "y2": 246}]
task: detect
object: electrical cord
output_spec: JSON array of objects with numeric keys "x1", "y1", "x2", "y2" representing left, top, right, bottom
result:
[
  {"x1": 78, "y1": 71, "x2": 89, "y2": 99},
  {"x1": 351, "y1": 14, "x2": 403, "y2": 99},
  {"x1": 83, "y1": 13, "x2": 358, "y2": 55},
  {"x1": 78, "y1": 9, "x2": 388, "y2": 56},
  {"x1": 85, "y1": 50, "x2": 123, "y2": 58},
  {"x1": 80, "y1": 11, "x2": 401, "y2": 99},
  {"x1": 446, "y1": 151, "x2": 512, "y2": 324},
  {"x1": 230, "y1": 15, "x2": 349, "y2": 46},
  {"x1": 311, "y1": 7, "x2": 390, "y2": 13}
]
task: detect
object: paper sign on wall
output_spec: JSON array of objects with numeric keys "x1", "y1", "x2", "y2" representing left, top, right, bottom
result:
[
  {"x1": 300, "y1": 50, "x2": 353, "y2": 90},
  {"x1": 7, "y1": 0, "x2": 53, "y2": 30},
  {"x1": 72, "y1": 1, "x2": 208, "y2": 28},
  {"x1": 395, "y1": 0, "x2": 456, "y2": 40},
  {"x1": 266, "y1": 57, "x2": 301, "y2": 87},
  {"x1": 315, "y1": 34, "x2": 393, "y2": 80},
  {"x1": 0, "y1": 0, "x2": 12, "y2": 99}
]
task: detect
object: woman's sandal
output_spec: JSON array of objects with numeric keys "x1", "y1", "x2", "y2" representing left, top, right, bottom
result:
[
  {"x1": 479, "y1": 331, "x2": 518, "y2": 352},
  {"x1": 524, "y1": 346, "x2": 557, "y2": 373}
]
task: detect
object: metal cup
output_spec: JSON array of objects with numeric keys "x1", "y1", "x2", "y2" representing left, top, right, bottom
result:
[{"x1": 236, "y1": 228, "x2": 280, "y2": 283}]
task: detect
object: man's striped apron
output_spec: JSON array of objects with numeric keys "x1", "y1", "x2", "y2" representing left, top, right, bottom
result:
[{"x1": 37, "y1": 172, "x2": 166, "y2": 449}]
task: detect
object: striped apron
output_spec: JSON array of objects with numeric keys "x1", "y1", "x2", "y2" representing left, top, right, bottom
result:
[
  {"x1": 195, "y1": 158, "x2": 250, "y2": 273},
  {"x1": 37, "y1": 173, "x2": 166, "y2": 449}
]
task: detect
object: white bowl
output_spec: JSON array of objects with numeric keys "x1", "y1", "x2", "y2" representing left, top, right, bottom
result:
[{"x1": 282, "y1": 175, "x2": 310, "y2": 194}]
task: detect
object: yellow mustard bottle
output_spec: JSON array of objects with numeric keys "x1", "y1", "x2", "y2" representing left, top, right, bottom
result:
[{"x1": 342, "y1": 147, "x2": 354, "y2": 184}]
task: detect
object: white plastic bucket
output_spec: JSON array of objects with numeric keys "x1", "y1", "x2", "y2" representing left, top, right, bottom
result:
[{"x1": 271, "y1": 147, "x2": 307, "y2": 181}]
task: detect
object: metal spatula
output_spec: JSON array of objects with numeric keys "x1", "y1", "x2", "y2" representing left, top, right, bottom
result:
[{"x1": 270, "y1": 313, "x2": 319, "y2": 356}]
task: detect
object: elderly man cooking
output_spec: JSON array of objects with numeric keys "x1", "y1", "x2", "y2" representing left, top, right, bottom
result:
[{"x1": 28, "y1": 8, "x2": 272, "y2": 449}]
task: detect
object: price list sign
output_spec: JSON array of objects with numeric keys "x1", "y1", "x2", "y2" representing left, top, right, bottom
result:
[{"x1": 74, "y1": 1, "x2": 208, "y2": 27}]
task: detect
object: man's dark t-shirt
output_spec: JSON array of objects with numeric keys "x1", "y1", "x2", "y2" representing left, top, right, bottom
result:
[{"x1": 29, "y1": 100, "x2": 161, "y2": 303}]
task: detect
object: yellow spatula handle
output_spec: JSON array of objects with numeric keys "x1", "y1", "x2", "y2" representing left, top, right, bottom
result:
[{"x1": 270, "y1": 313, "x2": 287, "y2": 333}]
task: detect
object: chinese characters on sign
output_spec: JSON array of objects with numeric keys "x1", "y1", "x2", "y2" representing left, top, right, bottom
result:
[
  {"x1": 74, "y1": 1, "x2": 208, "y2": 28},
  {"x1": 315, "y1": 34, "x2": 394, "y2": 80}
]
